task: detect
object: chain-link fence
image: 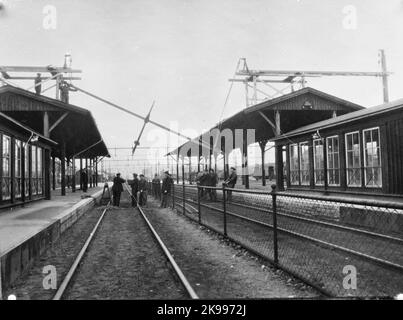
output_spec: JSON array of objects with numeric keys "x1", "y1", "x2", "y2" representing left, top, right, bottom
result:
[{"x1": 155, "y1": 182, "x2": 403, "y2": 298}]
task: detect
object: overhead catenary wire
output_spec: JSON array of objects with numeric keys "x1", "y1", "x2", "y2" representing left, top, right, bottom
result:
[{"x1": 69, "y1": 84, "x2": 192, "y2": 142}]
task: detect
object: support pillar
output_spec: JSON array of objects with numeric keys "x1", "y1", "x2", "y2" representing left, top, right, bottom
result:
[
  {"x1": 275, "y1": 110, "x2": 281, "y2": 136},
  {"x1": 79, "y1": 158, "x2": 83, "y2": 190},
  {"x1": 52, "y1": 156, "x2": 56, "y2": 190},
  {"x1": 95, "y1": 157, "x2": 98, "y2": 186},
  {"x1": 182, "y1": 157, "x2": 185, "y2": 185},
  {"x1": 89, "y1": 158, "x2": 93, "y2": 188},
  {"x1": 224, "y1": 152, "x2": 229, "y2": 181},
  {"x1": 176, "y1": 151, "x2": 180, "y2": 184},
  {"x1": 85, "y1": 158, "x2": 88, "y2": 189},
  {"x1": 259, "y1": 140, "x2": 268, "y2": 186},
  {"x1": 188, "y1": 152, "x2": 192, "y2": 184},
  {"x1": 72, "y1": 157, "x2": 76, "y2": 193},
  {"x1": 66, "y1": 158, "x2": 70, "y2": 189},
  {"x1": 275, "y1": 144, "x2": 284, "y2": 191},
  {"x1": 61, "y1": 144, "x2": 66, "y2": 196},
  {"x1": 242, "y1": 129, "x2": 249, "y2": 189},
  {"x1": 44, "y1": 149, "x2": 51, "y2": 199}
]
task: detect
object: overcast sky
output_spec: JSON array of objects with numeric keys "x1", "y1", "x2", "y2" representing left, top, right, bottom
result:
[{"x1": 1, "y1": 0, "x2": 403, "y2": 175}]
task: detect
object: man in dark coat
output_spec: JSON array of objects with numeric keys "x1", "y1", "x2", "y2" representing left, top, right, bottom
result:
[
  {"x1": 161, "y1": 171, "x2": 173, "y2": 208},
  {"x1": 112, "y1": 173, "x2": 126, "y2": 206},
  {"x1": 223, "y1": 167, "x2": 237, "y2": 202},
  {"x1": 138, "y1": 174, "x2": 148, "y2": 207},
  {"x1": 207, "y1": 169, "x2": 218, "y2": 201},
  {"x1": 152, "y1": 174, "x2": 161, "y2": 200},
  {"x1": 196, "y1": 169, "x2": 209, "y2": 199},
  {"x1": 81, "y1": 168, "x2": 88, "y2": 192},
  {"x1": 128, "y1": 173, "x2": 139, "y2": 207}
]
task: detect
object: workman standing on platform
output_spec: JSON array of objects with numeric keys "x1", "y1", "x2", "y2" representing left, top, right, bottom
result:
[
  {"x1": 207, "y1": 169, "x2": 218, "y2": 201},
  {"x1": 112, "y1": 173, "x2": 126, "y2": 206},
  {"x1": 81, "y1": 168, "x2": 88, "y2": 193},
  {"x1": 161, "y1": 171, "x2": 173, "y2": 208},
  {"x1": 223, "y1": 167, "x2": 237, "y2": 202}
]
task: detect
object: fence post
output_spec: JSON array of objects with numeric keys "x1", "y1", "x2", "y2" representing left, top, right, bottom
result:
[
  {"x1": 182, "y1": 182, "x2": 186, "y2": 215},
  {"x1": 197, "y1": 185, "x2": 201, "y2": 224},
  {"x1": 271, "y1": 184, "x2": 279, "y2": 265},
  {"x1": 222, "y1": 183, "x2": 227, "y2": 236},
  {"x1": 172, "y1": 183, "x2": 175, "y2": 209}
]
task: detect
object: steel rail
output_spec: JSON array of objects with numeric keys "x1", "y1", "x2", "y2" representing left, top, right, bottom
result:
[
  {"x1": 171, "y1": 198, "x2": 335, "y2": 297},
  {"x1": 53, "y1": 202, "x2": 111, "y2": 300},
  {"x1": 124, "y1": 184, "x2": 199, "y2": 299}
]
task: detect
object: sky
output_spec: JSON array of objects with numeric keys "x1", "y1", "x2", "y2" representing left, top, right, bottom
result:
[{"x1": 1, "y1": 0, "x2": 403, "y2": 176}]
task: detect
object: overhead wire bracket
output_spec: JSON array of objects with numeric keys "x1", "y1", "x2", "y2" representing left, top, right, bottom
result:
[{"x1": 132, "y1": 101, "x2": 155, "y2": 156}]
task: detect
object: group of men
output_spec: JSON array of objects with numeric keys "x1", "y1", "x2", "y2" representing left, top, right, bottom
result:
[
  {"x1": 196, "y1": 168, "x2": 219, "y2": 201},
  {"x1": 111, "y1": 172, "x2": 147, "y2": 207},
  {"x1": 196, "y1": 167, "x2": 238, "y2": 201},
  {"x1": 111, "y1": 171, "x2": 174, "y2": 208}
]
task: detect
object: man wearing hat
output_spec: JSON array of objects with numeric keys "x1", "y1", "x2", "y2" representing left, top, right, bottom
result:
[
  {"x1": 223, "y1": 167, "x2": 237, "y2": 202},
  {"x1": 161, "y1": 171, "x2": 173, "y2": 208},
  {"x1": 152, "y1": 173, "x2": 161, "y2": 200},
  {"x1": 112, "y1": 173, "x2": 126, "y2": 206},
  {"x1": 128, "y1": 173, "x2": 139, "y2": 207},
  {"x1": 138, "y1": 174, "x2": 148, "y2": 206}
]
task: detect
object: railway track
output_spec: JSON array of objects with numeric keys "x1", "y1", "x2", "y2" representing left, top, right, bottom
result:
[{"x1": 52, "y1": 186, "x2": 199, "y2": 300}]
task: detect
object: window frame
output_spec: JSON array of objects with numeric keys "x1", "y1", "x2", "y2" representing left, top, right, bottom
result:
[
  {"x1": 289, "y1": 143, "x2": 300, "y2": 186},
  {"x1": 299, "y1": 141, "x2": 310, "y2": 186},
  {"x1": 2, "y1": 134, "x2": 12, "y2": 200},
  {"x1": 345, "y1": 131, "x2": 362, "y2": 187},
  {"x1": 326, "y1": 135, "x2": 340, "y2": 187},
  {"x1": 362, "y1": 127, "x2": 382, "y2": 188},
  {"x1": 313, "y1": 139, "x2": 324, "y2": 186}
]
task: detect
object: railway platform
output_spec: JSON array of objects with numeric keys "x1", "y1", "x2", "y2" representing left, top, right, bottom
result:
[{"x1": 0, "y1": 186, "x2": 103, "y2": 291}]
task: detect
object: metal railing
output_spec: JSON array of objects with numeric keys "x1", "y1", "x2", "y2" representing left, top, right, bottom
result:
[{"x1": 161, "y1": 182, "x2": 403, "y2": 298}]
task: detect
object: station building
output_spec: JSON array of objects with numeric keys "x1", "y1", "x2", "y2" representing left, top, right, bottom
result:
[
  {"x1": 0, "y1": 85, "x2": 109, "y2": 209},
  {"x1": 169, "y1": 87, "x2": 364, "y2": 188},
  {"x1": 273, "y1": 98, "x2": 403, "y2": 197}
]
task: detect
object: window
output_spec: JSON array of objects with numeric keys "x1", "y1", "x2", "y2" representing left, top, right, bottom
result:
[
  {"x1": 289, "y1": 144, "x2": 299, "y2": 185},
  {"x1": 2, "y1": 134, "x2": 11, "y2": 200},
  {"x1": 31, "y1": 145, "x2": 38, "y2": 195},
  {"x1": 345, "y1": 132, "x2": 361, "y2": 187},
  {"x1": 299, "y1": 142, "x2": 310, "y2": 185},
  {"x1": 363, "y1": 128, "x2": 382, "y2": 188},
  {"x1": 327, "y1": 136, "x2": 340, "y2": 186},
  {"x1": 313, "y1": 139, "x2": 324, "y2": 185},
  {"x1": 25, "y1": 144, "x2": 30, "y2": 197},
  {"x1": 15, "y1": 139, "x2": 22, "y2": 198},
  {"x1": 37, "y1": 147, "x2": 43, "y2": 194},
  {"x1": 31, "y1": 146, "x2": 44, "y2": 196}
]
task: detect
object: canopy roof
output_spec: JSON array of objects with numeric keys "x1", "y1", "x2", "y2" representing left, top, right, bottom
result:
[
  {"x1": 168, "y1": 87, "x2": 364, "y2": 156},
  {"x1": 273, "y1": 97, "x2": 403, "y2": 141},
  {"x1": 0, "y1": 111, "x2": 58, "y2": 146},
  {"x1": 0, "y1": 85, "x2": 110, "y2": 158}
]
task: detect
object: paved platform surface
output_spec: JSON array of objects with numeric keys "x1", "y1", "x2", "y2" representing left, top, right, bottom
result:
[{"x1": 0, "y1": 187, "x2": 102, "y2": 255}]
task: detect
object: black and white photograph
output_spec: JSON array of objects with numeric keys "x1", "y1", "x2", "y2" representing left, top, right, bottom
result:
[{"x1": 0, "y1": 0, "x2": 402, "y2": 311}]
